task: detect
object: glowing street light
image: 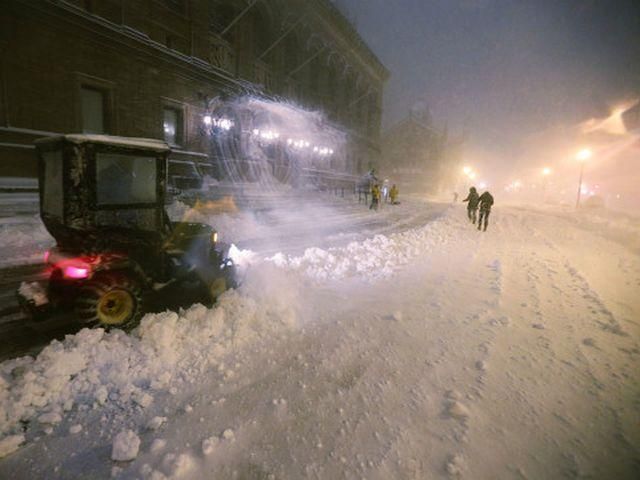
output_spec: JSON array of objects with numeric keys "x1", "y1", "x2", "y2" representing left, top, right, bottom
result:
[
  {"x1": 462, "y1": 166, "x2": 472, "y2": 175},
  {"x1": 575, "y1": 148, "x2": 592, "y2": 208},
  {"x1": 542, "y1": 167, "x2": 551, "y2": 176},
  {"x1": 576, "y1": 148, "x2": 592, "y2": 161}
]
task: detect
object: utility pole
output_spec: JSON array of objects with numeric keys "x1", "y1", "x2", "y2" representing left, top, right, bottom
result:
[{"x1": 575, "y1": 161, "x2": 584, "y2": 209}]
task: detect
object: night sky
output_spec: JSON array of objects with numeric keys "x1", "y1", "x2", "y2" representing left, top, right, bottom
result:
[{"x1": 335, "y1": 0, "x2": 640, "y2": 159}]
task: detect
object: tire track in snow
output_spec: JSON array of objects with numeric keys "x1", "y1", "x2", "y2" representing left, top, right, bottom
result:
[
  {"x1": 487, "y1": 208, "x2": 640, "y2": 477},
  {"x1": 457, "y1": 208, "x2": 628, "y2": 477}
]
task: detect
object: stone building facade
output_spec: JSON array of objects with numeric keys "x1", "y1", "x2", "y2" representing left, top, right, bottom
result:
[
  {"x1": 0, "y1": 0, "x2": 388, "y2": 179},
  {"x1": 380, "y1": 110, "x2": 463, "y2": 194}
]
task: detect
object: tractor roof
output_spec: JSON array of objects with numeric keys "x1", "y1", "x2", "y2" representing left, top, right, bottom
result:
[{"x1": 35, "y1": 134, "x2": 170, "y2": 152}]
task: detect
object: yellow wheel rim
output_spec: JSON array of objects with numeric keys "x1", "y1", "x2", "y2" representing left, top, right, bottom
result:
[
  {"x1": 97, "y1": 289, "x2": 134, "y2": 325},
  {"x1": 210, "y1": 277, "x2": 227, "y2": 299}
]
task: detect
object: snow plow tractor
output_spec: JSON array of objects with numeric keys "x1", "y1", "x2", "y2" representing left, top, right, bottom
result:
[{"x1": 17, "y1": 134, "x2": 236, "y2": 330}]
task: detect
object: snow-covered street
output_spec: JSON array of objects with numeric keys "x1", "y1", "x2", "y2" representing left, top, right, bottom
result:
[{"x1": 1, "y1": 198, "x2": 638, "y2": 479}]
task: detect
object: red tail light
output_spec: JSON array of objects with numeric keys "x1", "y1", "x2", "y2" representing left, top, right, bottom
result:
[{"x1": 63, "y1": 266, "x2": 90, "y2": 279}]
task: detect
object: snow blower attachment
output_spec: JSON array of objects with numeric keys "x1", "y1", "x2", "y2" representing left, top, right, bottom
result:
[{"x1": 17, "y1": 134, "x2": 236, "y2": 330}]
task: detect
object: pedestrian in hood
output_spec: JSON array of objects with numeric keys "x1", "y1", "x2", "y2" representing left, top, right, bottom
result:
[
  {"x1": 477, "y1": 191, "x2": 494, "y2": 231},
  {"x1": 462, "y1": 187, "x2": 480, "y2": 224}
]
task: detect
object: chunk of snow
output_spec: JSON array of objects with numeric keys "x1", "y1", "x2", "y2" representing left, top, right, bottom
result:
[
  {"x1": 221, "y1": 429, "x2": 235, "y2": 441},
  {"x1": 0, "y1": 434, "x2": 25, "y2": 458},
  {"x1": 150, "y1": 438, "x2": 167, "y2": 454},
  {"x1": 445, "y1": 453, "x2": 466, "y2": 476},
  {"x1": 95, "y1": 386, "x2": 109, "y2": 405},
  {"x1": 111, "y1": 430, "x2": 140, "y2": 461},
  {"x1": 447, "y1": 401, "x2": 470, "y2": 420},
  {"x1": 147, "y1": 416, "x2": 167, "y2": 431},
  {"x1": 69, "y1": 424, "x2": 82, "y2": 435},
  {"x1": 19, "y1": 281, "x2": 49, "y2": 306},
  {"x1": 161, "y1": 452, "x2": 194, "y2": 477},
  {"x1": 201, "y1": 436, "x2": 219, "y2": 456},
  {"x1": 134, "y1": 392, "x2": 154, "y2": 408},
  {"x1": 228, "y1": 243, "x2": 258, "y2": 267},
  {"x1": 38, "y1": 412, "x2": 62, "y2": 425}
]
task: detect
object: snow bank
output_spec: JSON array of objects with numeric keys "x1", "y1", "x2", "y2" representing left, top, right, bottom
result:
[
  {"x1": 267, "y1": 215, "x2": 457, "y2": 280},
  {"x1": 0, "y1": 266, "x2": 304, "y2": 446},
  {"x1": 0, "y1": 215, "x2": 53, "y2": 266}
]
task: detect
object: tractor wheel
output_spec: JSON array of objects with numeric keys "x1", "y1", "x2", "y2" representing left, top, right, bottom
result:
[{"x1": 75, "y1": 273, "x2": 144, "y2": 331}]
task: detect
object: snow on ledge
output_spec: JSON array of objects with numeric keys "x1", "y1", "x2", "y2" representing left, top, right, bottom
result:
[{"x1": 35, "y1": 134, "x2": 170, "y2": 152}]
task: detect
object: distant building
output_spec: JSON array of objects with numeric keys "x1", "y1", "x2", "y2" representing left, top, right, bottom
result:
[
  {"x1": 0, "y1": 0, "x2": 389, "y2": 180},
  {"x1": 381, "y1": 109, "x2": 461, "y2": 194}
]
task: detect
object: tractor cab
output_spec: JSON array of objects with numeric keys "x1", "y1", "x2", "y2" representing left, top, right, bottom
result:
[{"x1": 20, "y1": 134, "x2": 235, "y2": 329}]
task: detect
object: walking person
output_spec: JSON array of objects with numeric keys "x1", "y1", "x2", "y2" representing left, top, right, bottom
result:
[
  {"x1": 477, "y1": 190, "x2": 494, "y2": 231},
  {"x1": 462, "y1": 186, "x2": 480, "y2": 224},
  {"x1": 389, "y1": 184, "x2": 399, "y2": 205},
  {"x1": 370, "y1": 183, "x2": 381, "y2": 211}
]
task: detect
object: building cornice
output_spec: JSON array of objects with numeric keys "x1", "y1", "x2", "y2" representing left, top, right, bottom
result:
[
  {"x1": 305, "y1": 0, "x2": 390, "y2": 83},
  {"x1": 15, "y1": 0, "x2": 247, "y2": 94}
]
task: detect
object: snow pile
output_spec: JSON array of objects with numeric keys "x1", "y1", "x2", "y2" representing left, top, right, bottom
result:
[
  {"x1": 0, "y1": 216, "x2": 51, "y2": 249},
  {"x1": 267, "y1": 215, "x2": 457, "y2": 280},
  {"x1": 0, "y1": 215, "x2": 53, "y2": 266},
  {"x1": 0, "y1": 434, "x2": 24, "y2": 459},
  {"x1": 18, "y1": 282, "x2": 48, "y2": 306},
  {"x1": 0, "y1": 267, "x2": 303, "y2": 443}
]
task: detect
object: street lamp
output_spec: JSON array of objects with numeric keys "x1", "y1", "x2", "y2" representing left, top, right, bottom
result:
[
  {"x1": 541, "y1": 167, "x2": 552, "y2": 202},
  {"x1": 575, "y1": 148, "x2": 592, "y2": 208}
]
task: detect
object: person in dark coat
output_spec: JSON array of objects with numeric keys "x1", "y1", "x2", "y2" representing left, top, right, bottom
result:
[
  {"x1": 462, "y1": 187, "x2": 480, "y2": 224},
  {"x1": 477, "y1": 191, "x2": 494, "y2": 231}
]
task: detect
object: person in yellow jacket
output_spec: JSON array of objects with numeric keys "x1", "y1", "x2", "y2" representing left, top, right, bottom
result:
[
  {"x1": 389, "y1": 184, "x2": 399, "y2": 204},
  {"x1": 370, "y1": 183, "x2": 381, "y2": 211}
]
